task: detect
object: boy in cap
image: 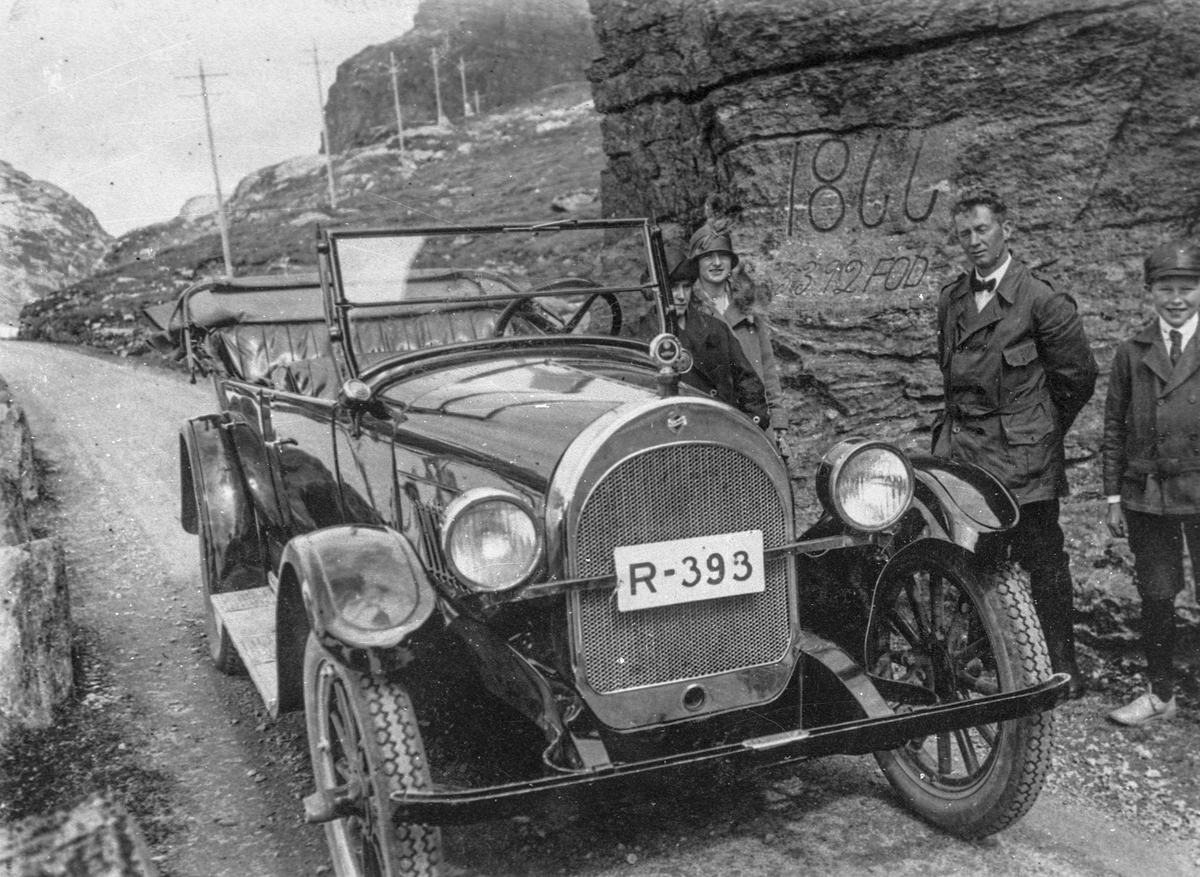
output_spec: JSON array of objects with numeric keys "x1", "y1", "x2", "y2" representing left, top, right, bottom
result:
[
  {"x1": 1103, "y1": 240, "x2": 1200, "y2": 726},
  {"x1": 663, "y1": 242, "x2": 769, "y2": 430}
]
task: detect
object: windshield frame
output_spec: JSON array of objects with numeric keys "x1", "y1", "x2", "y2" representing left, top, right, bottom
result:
[{"x1": 318, "y1": 218, "x2": 673, "y2": 379}]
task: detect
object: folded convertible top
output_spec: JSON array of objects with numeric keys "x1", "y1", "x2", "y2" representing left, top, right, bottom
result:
[{"x1": 143, "y1": 274, "x2": 324, "y2": 335}]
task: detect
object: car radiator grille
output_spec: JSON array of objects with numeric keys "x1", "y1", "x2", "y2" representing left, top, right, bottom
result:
[{"x1": 571, "y1": 444, "x2": 791, "y2": 694}]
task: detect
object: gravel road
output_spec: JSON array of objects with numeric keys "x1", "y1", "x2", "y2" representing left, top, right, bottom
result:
[{"x1": 2, "y1": 341, "x2": 1195, "y2": 877}]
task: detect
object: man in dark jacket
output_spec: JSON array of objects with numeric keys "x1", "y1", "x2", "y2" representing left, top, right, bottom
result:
[
  {"x1": 664, "y1": 244, "x2": 768, "y2": 430},
  {"x1": 934, "y1": 190, "x2": 1098, "y2": 696}
]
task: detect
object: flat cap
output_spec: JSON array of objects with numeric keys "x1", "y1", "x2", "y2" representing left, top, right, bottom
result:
[{"x1": 1145, "y1": 240, "x2": 1200, "y2": 281}]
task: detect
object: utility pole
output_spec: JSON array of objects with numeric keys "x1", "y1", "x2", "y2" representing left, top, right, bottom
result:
[
  {"x1": 474, "y1": 89, "x2": 481, "y2": 116},
  {"x1": 312, "y1": 43, "x2": 338, "y2": 209},
  {"x1": 389, "y1": 51, "x2": 406, "y2": 162},
  {"x1": 458, "y1": 56, "x2": 473, "y2": 118},
  {"x1": 179, "y1": 60, "x2": 234, "y2": 277},
  {"x1": 431, "y1": 47, "x2": 449, "y2": 128}
]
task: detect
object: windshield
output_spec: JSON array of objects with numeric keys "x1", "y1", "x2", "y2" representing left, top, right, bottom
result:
[{"x1": 326, "y1": 221, "x2": 667, "y2": 370}]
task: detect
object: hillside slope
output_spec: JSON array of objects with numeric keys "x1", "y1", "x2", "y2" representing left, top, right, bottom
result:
[{"x1": 18, "y1": 83, "x2": 603, "y2": 355}]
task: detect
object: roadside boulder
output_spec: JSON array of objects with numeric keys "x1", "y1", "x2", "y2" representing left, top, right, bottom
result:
[
  {"x1": 0, "y1": 793, "x2": 159, "y2": 877},
  {"x1": 0, "y1": 537, "x2": 72, "y2": 748}
]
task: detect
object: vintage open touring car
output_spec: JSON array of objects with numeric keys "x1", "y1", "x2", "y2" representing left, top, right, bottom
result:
[{"x1": 149, "y1": 218, "x2": 1067, "y2": 876}]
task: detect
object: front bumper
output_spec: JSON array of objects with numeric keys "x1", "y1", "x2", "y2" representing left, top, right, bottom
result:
[{"x1": 387, "y1": 673, "x2": 1069, "y2": 824}]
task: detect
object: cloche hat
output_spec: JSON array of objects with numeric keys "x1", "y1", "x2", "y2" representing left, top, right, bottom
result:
[
  {"x1": 664, "y1": 243, "x2": 698, "y2": 284},
  {"x1": 687, "y1": 223, "x2": 740, "y2": 269}
]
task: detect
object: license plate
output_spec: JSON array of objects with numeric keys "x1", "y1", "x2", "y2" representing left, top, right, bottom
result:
[{"x1": 613, "y1": 529, "x2": 765, "y2": 612}]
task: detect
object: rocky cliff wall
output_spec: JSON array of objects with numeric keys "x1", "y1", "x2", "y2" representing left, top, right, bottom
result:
[
  {"x1": 0, "y1": 376, "x2": 70, "y2": 751},
  {"x1": 588, "y1": 0, "x2": 1200, "y2": 467},
  {"x1": 0, "y1": 161, "x2": 112, "y2": 329},
  {"x1": 325, "y1": 0, "x2": 597, "y2": 152}
]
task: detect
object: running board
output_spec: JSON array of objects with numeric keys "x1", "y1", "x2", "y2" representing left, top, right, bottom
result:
[{"x1": 211, "y1": 587, "x2": 278, "y2": 715}]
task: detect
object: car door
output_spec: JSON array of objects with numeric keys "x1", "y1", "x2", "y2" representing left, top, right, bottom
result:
[
  {"x1": 266, "y1": 393, "x2": 346, "y2": 535},
  {"x1": 221, "y1": 383, "x2": 289, "y2": 539}
]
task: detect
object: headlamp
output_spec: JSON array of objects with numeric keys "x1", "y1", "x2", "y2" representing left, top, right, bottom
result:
[
  {"x1": 441, "y1": 488, "x2": 543, "y2": 591},
  {"x1": 815, "y1": 439, "x2": 914, "y2": 532}
]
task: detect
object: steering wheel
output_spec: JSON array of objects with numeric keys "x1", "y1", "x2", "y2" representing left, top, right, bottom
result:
[
  {"x1": 493, "y1": 277, "x2": 623, "y2": 338},
  {"x1": 492, "y1": 296, "x2": 561, "y2": 337}
]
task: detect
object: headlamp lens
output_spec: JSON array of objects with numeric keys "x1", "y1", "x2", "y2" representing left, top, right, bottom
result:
[
  {"x1": 816, "y1": 439, "x2": 914, "y2": 532},
  {"x1": 836, "y1": 447, "x2": 912, "y2": 530},
  {"x1": 444, "y1": 495, "x2": 540, "y2": 591}
]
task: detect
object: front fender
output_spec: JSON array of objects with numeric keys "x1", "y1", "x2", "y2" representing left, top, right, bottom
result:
[
  {"x1": 282, "y1": 525, "x2": 437, "y2": 652},
  {"x1": 180, "y1": 413, "x2": 233, "y2": 536},
  {"x1": 907, "y1": 454, "x2": 1018, "y2": 552},
  {"x1": 180, "y1": 414, "x2": 266, "y2": 592}
]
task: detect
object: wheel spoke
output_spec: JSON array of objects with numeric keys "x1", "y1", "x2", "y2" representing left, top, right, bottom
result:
[
  {"x1": 357, "y1": 774, "x2": 383, "y2": 877},
  {"x1": 936, "y1": 731, "x2": 954, "y2": 777},
  {"x1": 954, "y1": 727, "x2": 981, "y2": 775},
  {"x1": 956, "y1": 634, "x2": 989, "y2": 665},
  {"x1": 903, "y1": 576, "x2": 933, "y2": 642},
  {"x1": 363, "y1": 809, "x2": 388, "y2": 877},
  {"x1": 943, "y1": 598, "x2": 971, "y2": 654},
  {"x1": 882, "y1": 604, "x2": 923, "y2": 653},
  {"x1": 928, "y1": 574, "x2": 946, "y2": 642},
  {"x1": 329, "y1": 710, "x2": 352, "y2": 767},
  {"x1": 974, "y1": 721, "x2": 999, "y2": 747},
  {"x1": 333, "y1": 682, "x2": 361, "y2": 757}
]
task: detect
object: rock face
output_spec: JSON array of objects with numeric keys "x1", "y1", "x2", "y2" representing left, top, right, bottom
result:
[
  {"x1": 0, "y1": 160, "x2": 112, "y2": 329},
  {"x1": 325, "y1": 0, "x2": 597, "y2": 152},
  {"x1": 587, "y1": 0, "x2": 1200, "y2": 465}
]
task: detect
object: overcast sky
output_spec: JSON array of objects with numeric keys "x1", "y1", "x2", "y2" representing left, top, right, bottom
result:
[{"x1": 0, "y1": 0, "x2": 417, "y2": 236}]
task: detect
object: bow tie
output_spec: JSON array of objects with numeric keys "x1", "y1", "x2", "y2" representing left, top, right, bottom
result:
[{"x1": 970, "y1": 275, "x2": 997, "y2": 294}]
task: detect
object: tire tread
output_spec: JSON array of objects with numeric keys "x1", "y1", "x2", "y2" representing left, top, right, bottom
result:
[
  {"x1": 969, "y1": 561, "x2": 1055, "y2": 838},
  {"x1": 358, "y1": 673, "x2": 442, "y2": 874}
]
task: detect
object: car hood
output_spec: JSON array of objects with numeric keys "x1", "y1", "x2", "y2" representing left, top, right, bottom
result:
[{"x1": 382, "y1": 356, "x2": 663, "y2": 492}]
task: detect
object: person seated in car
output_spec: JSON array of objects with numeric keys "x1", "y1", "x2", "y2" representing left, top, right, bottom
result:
[{"x1": 663, "y1": 243, "x2": 769, "y2": 430}]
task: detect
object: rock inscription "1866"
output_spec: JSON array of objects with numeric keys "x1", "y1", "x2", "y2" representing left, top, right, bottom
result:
[{"x1": 784, "y1": 130, "x2": 947, "y2": 296}]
